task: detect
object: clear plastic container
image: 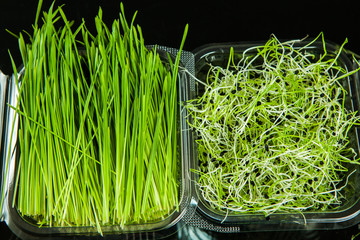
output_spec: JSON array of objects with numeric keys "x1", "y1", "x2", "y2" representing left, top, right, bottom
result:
[
  {"x1": 3, "y1": 38, "x2": 360, "y2": 238},
  {"x1": 0, "y1": 71, "x2": 7, "y2": 153},
  {"x1": 188, "y1": 40, "x2": 360, "y2": 231},
  {"x1": 0, "y1": 49, "x2": 192, "y2": 239}
]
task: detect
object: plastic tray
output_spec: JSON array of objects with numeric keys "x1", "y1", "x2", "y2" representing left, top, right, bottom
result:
[
  {"x1": 0, "y1": 48, "x2": 192, "y2": 239},
  {"x1": 186, "y1": 39, "x2": 360, "y2": 231},
  {"x1": 3, "y1": 38, "x2": 360, "y2": 238}
]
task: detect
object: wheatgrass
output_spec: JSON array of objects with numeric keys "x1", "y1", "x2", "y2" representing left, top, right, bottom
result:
[{"x1": 4, "y1": 1, "x2": 187, "y2": 235}]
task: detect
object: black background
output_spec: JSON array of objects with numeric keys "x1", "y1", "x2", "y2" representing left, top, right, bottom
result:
[{"x1": 1, "y1": 0, "x2": 360, "y2": 239}]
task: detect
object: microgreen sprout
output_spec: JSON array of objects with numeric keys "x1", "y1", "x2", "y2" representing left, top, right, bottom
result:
[
  {"x1": 7, "y1": 1, "x2": 187, "y2": 234},
  {"x1": 186, "y1": 34, "x2": 360, "y2": 217}
]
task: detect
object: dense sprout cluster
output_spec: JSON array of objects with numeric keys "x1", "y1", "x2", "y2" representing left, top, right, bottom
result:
[
  {"x1": 186, "y1": 35, "x2": 360, "y2": 216},
  {"x1": 7, "y1": 2, "x2": 187, "y2": 235}
]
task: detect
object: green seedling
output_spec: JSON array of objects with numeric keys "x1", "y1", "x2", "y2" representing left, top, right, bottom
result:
[
  {"x1": 2, "y1": 1, "x2": 187, "y2": 235},
  {"x1": 186, "y1": 33, "x2": 360, "y2": 218}
]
